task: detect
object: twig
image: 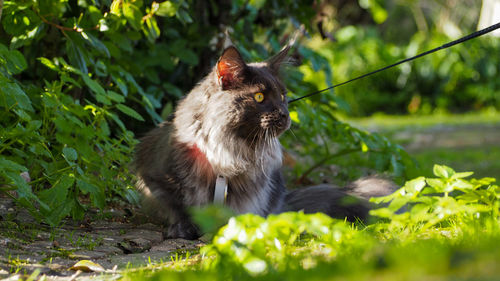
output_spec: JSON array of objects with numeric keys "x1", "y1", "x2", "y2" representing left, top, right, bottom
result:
[
  {"x1": 294, "y1": 148, "x2": 360, "y2": 184},
  {"x1": 37, "y1": 10, "x2": 99, "y2": 33}
]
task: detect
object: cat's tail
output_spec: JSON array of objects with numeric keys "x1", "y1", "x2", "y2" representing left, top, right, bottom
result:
[{"x1": 282, "y1": 177, "x2": 398, "y2": 221}]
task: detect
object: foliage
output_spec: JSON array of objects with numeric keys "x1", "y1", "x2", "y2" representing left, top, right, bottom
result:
[
  {"x1": 123, "y1": 165, "x2": 500, "y2": 280},
  {"x1": 0, "y1": 0, "x2": 417, "y2": 224},
  {"x1": 311, "y1": 26, "x2": 500, "y2": 116},
  {"x1": 301, "y1": 0, "x2": 499, "y2": 116}
]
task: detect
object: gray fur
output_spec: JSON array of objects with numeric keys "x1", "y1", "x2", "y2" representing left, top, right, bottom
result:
[{"x1": 133, "y1": 46, "x2": 395, "y2": 239}]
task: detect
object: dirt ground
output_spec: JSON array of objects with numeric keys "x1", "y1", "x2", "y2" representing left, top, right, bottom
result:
[{"x1": 0, "y1": 197, "x2": 204, "y2": 280}]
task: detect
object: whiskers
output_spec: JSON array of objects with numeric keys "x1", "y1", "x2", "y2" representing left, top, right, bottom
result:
[
  {"x1": 287, "y1": 127, "x2": 298, "y2": 140},
  {"x1": 251, "y1": 126, "x2": 281, "y2": 180}
]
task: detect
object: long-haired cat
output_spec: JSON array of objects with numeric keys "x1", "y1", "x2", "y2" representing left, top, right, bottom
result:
[{"x1": 133, "y1": 44, "x2": 395, "y2": 239}]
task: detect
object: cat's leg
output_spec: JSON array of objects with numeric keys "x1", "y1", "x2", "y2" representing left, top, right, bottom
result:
[{"x1": 138, "y1": 175, "x2": 201, "y2": 240}]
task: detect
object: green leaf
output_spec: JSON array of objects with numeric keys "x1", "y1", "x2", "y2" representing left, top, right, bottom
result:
[
  {"x1": 122, "y1": 2, "x2": 142, "y2": 30},
  {"x1": 82, "y1": 75, "x2": 106, "y2": 96},
  {"x1": 81, "y1": 32, "x2": 110, "y2": 58},
  {"x1": 116, "y1": 104, "x2": 144, "y2": 121},
  {"x1": 62, "y1": 147, "x2": 78, "y2": 162},
  {"x1": 143, "y1": 17, "x2": 160, "y2": 43},
  {"x1": 38, "y1": 57, "x2": 60, "y2": 72},
  {"x1": 156, "y1": 1, "x2": 178, "y2": 17},
  {"x1": 0, "y1": 48, "x2": 28, "y2": 74},
  {"x1": 13, "y1": 109, "x2": 32, "y2": 121},
  {"x1": 77, "y1": 179, "x2": 105, "y2": 209},
  {"x1": 404, "y1": 177, "x2": 426, "y2": 194},
  {"x1": 453, "y1": 179, "x2": 474, "y2": 190},
  {"x1": 96, "y1": 93, "x2": 112, "y2": 105},
  {"x1": 369, "y1": 207, "x2": 393, "y2": 218},
  {"x1": 110, "y1": 0, "x2": 122, "y2": 15},
  {"x1": 176, "y1": 8, "x2": 193, "y2": 24},
  {"x1": 66, "y1": 39, "x2": 88, "y2": 74},
  {"x1": 107, "y1": 90, "x2": 125, "y2": 103},
  {"x1": 0, "y1": 157, "x2": 28, "y2": 172},
  {"x1": 0, "y1": 80, "x2": 34, "y2": 112},
  {"x1": 452, "y1": 171, "x2": 474, "y2": 179},
  {"x1": 433, "y1": 164, "x2": 455, "y2": 179},
  {"x1": 39, "y1": 174, "x2": 75, "y2": 207},
  {"x1": 426, "y1": 178, "x2": 445, "y2": 189}
]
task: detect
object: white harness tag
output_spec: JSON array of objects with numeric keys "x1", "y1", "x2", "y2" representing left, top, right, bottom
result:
[{"x1": 214, "y1": 175, "x2": 228, "y2": 205}]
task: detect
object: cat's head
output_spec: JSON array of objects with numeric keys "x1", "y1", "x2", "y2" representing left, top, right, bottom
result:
[{"x1": 212, "y1": 46, "x2": 291, "y2": 145}]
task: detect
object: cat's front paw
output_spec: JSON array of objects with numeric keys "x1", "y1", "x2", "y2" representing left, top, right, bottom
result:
[{"x1": 166, "y1": 220, "x2": 200, "y2": 240}]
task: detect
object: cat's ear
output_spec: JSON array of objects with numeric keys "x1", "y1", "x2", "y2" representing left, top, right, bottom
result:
[
  {"x1": 267, "y1": 45, "x2": 292, "y2": 74},
  {"x1": 217, "y1": 46, "x2": 247, "y2": 90}
]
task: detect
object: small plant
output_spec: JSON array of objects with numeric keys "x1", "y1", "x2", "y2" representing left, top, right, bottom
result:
[
  {"x1": 122, "y1": 165, "x2": 499, "y2": 281},
  {"x1": 370, "y1": 164, "x2": 499, "y2": 232}
]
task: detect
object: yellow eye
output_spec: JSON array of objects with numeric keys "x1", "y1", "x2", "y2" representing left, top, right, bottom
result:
[
  {"x1": 254, "y1": 92, "x2": 264, "y2": 103},
  {"x1": 281, "y1": 94, "x2": 285, "y2": 102}
]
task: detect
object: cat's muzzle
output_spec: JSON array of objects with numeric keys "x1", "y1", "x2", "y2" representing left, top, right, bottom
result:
[{"x1": 260, "y1": 110, "x2": 290, "y2": 135}]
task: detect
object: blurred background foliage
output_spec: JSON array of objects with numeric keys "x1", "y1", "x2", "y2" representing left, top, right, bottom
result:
[{"x1": 0, "y1": 0, "x2": 498, "y2": 225}]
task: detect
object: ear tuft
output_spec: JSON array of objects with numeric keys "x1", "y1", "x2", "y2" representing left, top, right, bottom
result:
[
  {"x1": 267, "y1": 29, "x2": 301, "y2": 73},
  {"x1": 217, "y1": 46, "x2": 246, "y2": 90},
  {"x1": 267, "y1": 45, "x2": 291, "y2": 73}
]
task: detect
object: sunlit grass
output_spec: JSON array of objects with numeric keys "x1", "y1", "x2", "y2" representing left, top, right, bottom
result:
[{"x1": 345, "y1": 108, "x2": 500, "y2": 131}]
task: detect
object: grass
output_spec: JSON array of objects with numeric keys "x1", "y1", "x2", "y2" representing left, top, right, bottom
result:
[
  {"x1": 345, "y1": 108, "x2": 500, "y2": 130},
  {"x1": 412, "y1": 145, "x2": 500, "y2": 179},
  {"x1": 346, "y1": 110, "x2": 500, "y2": 179}
]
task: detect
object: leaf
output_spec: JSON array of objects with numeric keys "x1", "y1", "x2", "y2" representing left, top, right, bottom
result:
[
  {"x1": 433, "y1": 164, "x2": 456, "y2": 179},
  {"x1": 13, "y1": 109, "x2": 32, "y2": 121},
  {"x1": 70, "y1": 260, "x2": 105, "y2": 272},
  {"x1": 452, "y1": 171, "x2": 474, "y2": 179},
  {"x1": 82, "y1": 75, "x2": 106, "y2": 96},
  {"x1": 116, "y1": 104, "x2": 144, "y2": 121},
  {"x1": 453, "y1": 179, "x2": 474, "y2": 190},
  {"x1": 66, "y1": 39, "x2": 88, "y2": 74},
  {"x1": 177, "y1": 49, "x2": 198, "y2": 66},
  {"x1": 77, "y1": 179, "x2": 105, "y2": 209},
  {"x1": 1, "y1": 49, "x2": 28, "y2": 74},
  {"x1": 143, "y1": 17, "x2": 160, "y2": 43},
  {"x1": 426, "y1": 178, "x2": 445, "y2": 189},
  {"x1": 122, "y1": 2, "x2": 142, "y2": 30},
  {"x1": 39, "y1": 174, "x2": 75, "y2": 207},
  {"x1": 38, "y1": 57, "x2": 60, "y2": 72},
  {"x1": 156, "y1": 1, "x2": 178, "y2": 17},
  {"x1": 110, "y1": 0, "x2": 122, "y2": 15},
  {"x1": 107, "y1": 90, "x2": 125, "y2": 103},
  {"x1": 62, "y1": 147, "x2": 78, "y2": 162},
  {"x1": 96, "y1": 93, "x2": 112, "y2": 105},
  {"x1": 0, "y1": 80, "x2": 34, "y2": 112},
  {"x1": 81, "y1": 32, "x2": 110, "y2": 58},
  {"x1": 0, "y1": 157, "x2": 28, "y2": 172},
  {"x1": 369, "y1": 207, "x2": 394, "y2": 218},
  {"x1": 404, "y1": 177, "x2": 426, "y2": 194},
  {"x1": 176, "y1": 8, "x2": 193, "y2": 24}
]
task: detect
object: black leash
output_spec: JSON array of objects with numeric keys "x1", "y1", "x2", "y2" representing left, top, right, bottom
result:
[{"x1": 288, "y1": 22, "x2": 500, "y2": 104}]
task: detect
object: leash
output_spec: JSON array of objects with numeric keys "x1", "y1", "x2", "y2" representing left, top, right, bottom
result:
[{"x1": 288, "y1": 22, "x2": 500, "y2": 104}]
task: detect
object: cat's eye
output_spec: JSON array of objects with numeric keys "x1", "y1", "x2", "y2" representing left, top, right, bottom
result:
[
  {"x1": 281, "y1": 94, "x2": 285, "y2": 102},
  {"x1": 254, "y1": 92, "x2": 264, "y2": 103}
]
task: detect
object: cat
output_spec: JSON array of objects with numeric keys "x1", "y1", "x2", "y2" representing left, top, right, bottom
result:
[{"x1": 133, "y1": 44, "x2": 395, "y2": 239}]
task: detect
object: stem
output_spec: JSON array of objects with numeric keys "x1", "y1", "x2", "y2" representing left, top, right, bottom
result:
[
  {"x1": 0, "y1": 138, "x2": 17, "y2": 154},
  {"x1": 294, "y1": 148, "x2": 360, "y2": 185},
  {"x1": 36, "y1": 9, "x2": 99, "y2": 33}
]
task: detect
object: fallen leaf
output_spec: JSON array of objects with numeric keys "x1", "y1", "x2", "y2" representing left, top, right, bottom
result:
[{"x1": 70, "y1": 260, "x2": 105, "y2": 272}]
